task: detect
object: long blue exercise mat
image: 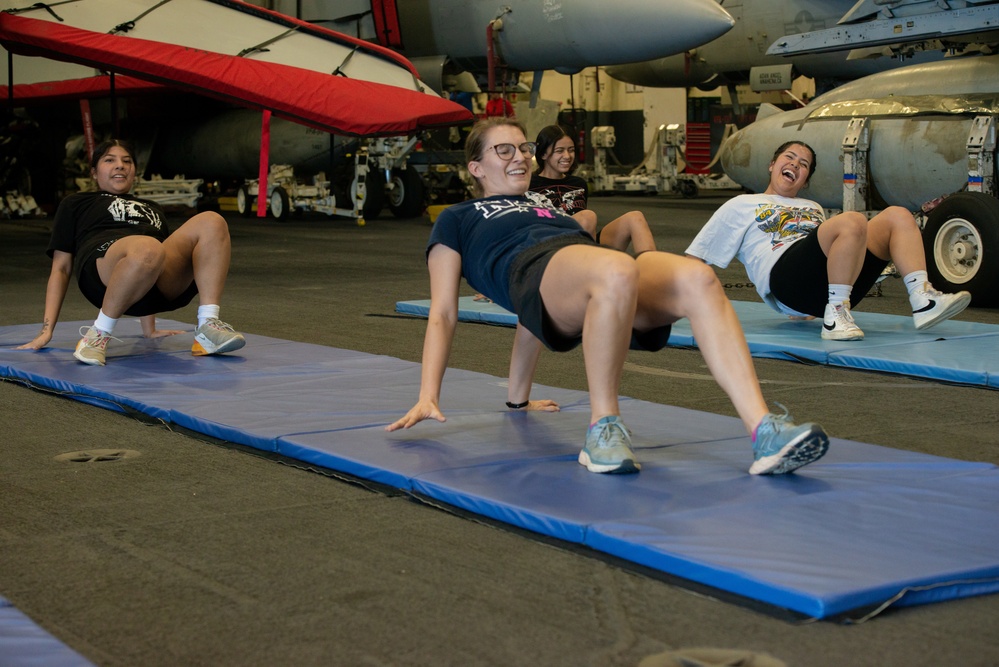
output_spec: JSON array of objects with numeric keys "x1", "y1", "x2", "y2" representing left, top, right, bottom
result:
[
  {"x1": 2, "y1": 321, "x2": 999, "y2": 620},
  {"x1": 395, "y1": 297, "x2": 999, "y2": 389},
  {"x1": 0, "y1": 597, "x2": 95, "y2": 667}
]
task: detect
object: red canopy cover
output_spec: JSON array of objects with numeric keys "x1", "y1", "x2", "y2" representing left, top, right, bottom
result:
[
  {"x1": 2, "y1": 74, "x2": 165, "y2": 102},
  {"x1": 0, "y1": 11, "x2": 473, "y2": 136}
]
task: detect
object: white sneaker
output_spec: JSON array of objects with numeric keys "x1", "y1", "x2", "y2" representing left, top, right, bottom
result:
[
  {"x1": 910, "y1": 284, "x2": 972, "y2": 330},
  {"x1": 821, "y1": 302, "x2": 864, "y2": 341}
]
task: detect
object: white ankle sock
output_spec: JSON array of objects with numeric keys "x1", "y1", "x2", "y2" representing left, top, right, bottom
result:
[
  {"x1": 827, "y1": 284, "x2": 852, "y2": 307},
  {"x1": 903, "y1": 270, "x2": 929, "y2": 295},
  {"x1": 94, "y1": 310, "x2": 117, "y2": 334},
  {"x1": 197, "y1": 304, "x2": 220, "y2": 328}
]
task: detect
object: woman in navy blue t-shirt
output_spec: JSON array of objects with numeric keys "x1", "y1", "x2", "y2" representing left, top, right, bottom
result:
[{"x1": 386, "y1": 118, "x2": 830, "y2": 478}]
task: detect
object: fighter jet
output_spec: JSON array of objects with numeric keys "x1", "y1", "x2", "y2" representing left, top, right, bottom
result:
[
  {"x1": 603, "y1": 0, "x2": 949, "y2": 97},
  {"x1": 271, "y1": 0, "x2": 736, "y2": 91},
  {"x1": 767, "y1": 0, "x2": 999, "y2": 61},
  {"x1": 0, "y1": 0, "x2": 736, "y2": 216},
  {"x1": 151, "y1": 0, "x2": 737, "y2": 177}
]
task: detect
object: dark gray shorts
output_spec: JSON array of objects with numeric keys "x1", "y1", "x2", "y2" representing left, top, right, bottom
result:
[
  {"x1": 770, "y1": 230, "x2": 888, "y2": 317},
  {"x1": 507, "y1": 235, "x2": 672, "y2": 353}
]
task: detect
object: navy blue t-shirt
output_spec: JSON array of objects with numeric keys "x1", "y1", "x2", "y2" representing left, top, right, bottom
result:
[{"x1": 427, "y1": 195, "x2": 588, "y2": 313}]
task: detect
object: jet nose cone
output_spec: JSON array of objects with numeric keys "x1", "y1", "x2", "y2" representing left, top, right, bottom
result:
[{"x1": 499, "y1": 0, "x2": 734, "y2": 72}]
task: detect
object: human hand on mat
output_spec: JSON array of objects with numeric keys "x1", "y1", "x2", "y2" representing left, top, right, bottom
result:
[
  {"x1": 386, "y1": 400, "x2": 445, "y2": 431},
  {"x1": 144, "y1": 329, "x2": 185, "y2": 339},
  {"x1": 524, "y1": 399, "x2": 560, "y2": 412},
  {"x1": 139, "y1": 315, "x2": 184, "y2": 339},
  {"x1": 16, "y1": 330, "x2": 52, "y2": 350}
]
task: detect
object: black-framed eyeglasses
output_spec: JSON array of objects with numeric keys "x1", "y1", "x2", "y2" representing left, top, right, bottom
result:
[{"x1": 488, "y1": 142, "x2": 537, "y2": 160}]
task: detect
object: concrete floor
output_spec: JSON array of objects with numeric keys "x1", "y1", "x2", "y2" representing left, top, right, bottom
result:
[{"x1": 1, "y1": 193, "x2": 998, "y2": 666}]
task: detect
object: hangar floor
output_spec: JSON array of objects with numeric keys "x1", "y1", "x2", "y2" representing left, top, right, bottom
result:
[{"x1": 2, "y1": 193, "x2": 997, "y2": 666}]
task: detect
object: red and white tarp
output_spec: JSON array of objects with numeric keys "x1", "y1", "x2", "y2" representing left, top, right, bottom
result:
[{"x1": 0, "y1": 0, "x2": 472, "y2": 136}]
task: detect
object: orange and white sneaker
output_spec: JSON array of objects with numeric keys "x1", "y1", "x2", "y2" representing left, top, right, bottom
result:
[{"x1": 192, "y1": 318, "x2": 246, "y2": 356}]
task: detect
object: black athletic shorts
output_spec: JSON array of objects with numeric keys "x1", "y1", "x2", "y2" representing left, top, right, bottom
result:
[
  {"x1": 77, "y1": 238, "x2": 199, "y2": 317},
  {"x1": 769, "y1": 230, "x2": 888, "y2": 317},
  {"x1": 507, "y1": 235, "x2": 672, "y2": 353}
]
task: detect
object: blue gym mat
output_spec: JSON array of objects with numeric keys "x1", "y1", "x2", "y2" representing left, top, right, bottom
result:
[
  {"x1": 2, "y1": 320, "x2": 999, "y2": 621},
  {"x1": 0, "y1": 596, "x2": 94, "y2": 666},
  {"x1": 395, "y1": 297, "x2": 999, "y2": 389}
]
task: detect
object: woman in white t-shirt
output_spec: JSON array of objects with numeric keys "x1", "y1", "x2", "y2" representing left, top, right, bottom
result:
[{"x1": 686, "y1": 140, "x2": 971, "y2": 340}]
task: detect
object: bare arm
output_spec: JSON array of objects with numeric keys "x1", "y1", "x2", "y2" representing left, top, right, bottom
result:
[
  {"x1": 16, "y1": 250, "x2": 73, "y2": 350},
  {"x1": 386, "y1": 244, "x2": 462, "y2": 431},
  {"x1": 572, "y1": 210, "x2": 598, "y2": 239},
  {"x1": 506, "y1": 323, "x2": 559, "y2": 412},
  {"x1": 139, "y1": 315, "x2": 185, "y2": 338}
]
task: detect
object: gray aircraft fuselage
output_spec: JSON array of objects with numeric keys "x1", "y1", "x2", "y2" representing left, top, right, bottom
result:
[
  {"x1": 273, "y1": 0, "x2": 735, "y2": 76},
  {"x1": 604, "y1": 0, "x2": 944, "y2": 89}
]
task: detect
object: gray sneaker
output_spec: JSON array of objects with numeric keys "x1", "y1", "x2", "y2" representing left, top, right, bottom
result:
[
  {"x1": 73, "y1": 326, "x2": 119, "y2": 366},
  {"x1": 578, "y1": 415, "x2": 640, "y2": 474},
  {"x1": 750, "y1": 407, "x2": 829, "y2": 475},
  {"x1": 192, "y1": 318, "x2": 246, "y2": 356}
]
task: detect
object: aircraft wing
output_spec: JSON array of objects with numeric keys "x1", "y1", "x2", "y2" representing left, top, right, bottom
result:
[
  {"x1": 767, "y1": 0, "x2": 999, "y2": 57},
  {"x1": 0, "y1": 0, "x2": 473, "y2": 136}
]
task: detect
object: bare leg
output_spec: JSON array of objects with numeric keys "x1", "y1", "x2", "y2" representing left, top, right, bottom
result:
[
  {"x1": 95, "y1": 236, "x2": 167, "y2": 318},
  {"x1": 865, "y1": 206, "x2": 925, "y2": 275},
  {"x1": 539, "y1": 245, "x2": 639, "y2": 424},
  {"x1": 816, "y1": 211, "x2": 868, "y2": 285},
  {"x1": 633, "y1": 252, "x2": 768, "y2": 433},
  {"x1": 598, "y1": 210, "x2": 657, "y2": 255},
  {"x1": 572, "y1": 210, "x2": 598, "y2": 239},
  {"x1": 157, "y1": 211, "x2": 232, "y2": 303}
]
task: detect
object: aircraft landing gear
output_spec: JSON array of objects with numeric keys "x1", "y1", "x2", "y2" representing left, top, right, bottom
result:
[
  {"x1": 678, "y1": 179, "x2": 699, "y2": 198},
  {"x1": 923, "y1": 191, "x2": 999, "y2": 307},
  {"x1": 236, "y1": 185, "x2": 252, "y2": 217},
  {"x1": 351, "y1": 171, "x2": 385, "y2": 220},
  {"x1": 387, "y1": 167, "x2": 425, "y2": 218},
  {"x1": 269, "y1": 185, "x2": 290, "y2": 221}
]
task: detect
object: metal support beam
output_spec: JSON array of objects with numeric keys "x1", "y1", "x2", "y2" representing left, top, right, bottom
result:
[
  {"x1": 966, "y1": 115, "x2": 997, "y2": 197},
  {"x1": 842, "y1": 117, "x2": 870, "y2": 212}
]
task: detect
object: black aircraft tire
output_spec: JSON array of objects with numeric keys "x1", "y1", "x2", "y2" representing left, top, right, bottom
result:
[
  {"x1": 678, "y1": 179, "x2": 698, "y2": 198},
  {"x1": 388, "y1": 168, "x2": 426, "y2": 219},
  {"x1": 922, "y1": 192, "x2": 999, "y2": 307},
  {"x1": 355, "y1": 172, "x2": 385, "y2": 219}
]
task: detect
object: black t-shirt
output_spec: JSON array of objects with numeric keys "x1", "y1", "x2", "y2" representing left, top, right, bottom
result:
[
  {"x1": 527, "y1": 173, "x2": 589, "y2": 215},
  {"x1": 48, "y1": 191, "x2": 170, "y2": 271}
]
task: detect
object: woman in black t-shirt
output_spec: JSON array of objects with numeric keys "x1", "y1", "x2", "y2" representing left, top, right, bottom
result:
[
  {"x1": 527, "y1": 124, "x2": 656, "y2": 255},
  {"x1": 17, "y1": 139, "x2": 245, "y2": 365}
]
